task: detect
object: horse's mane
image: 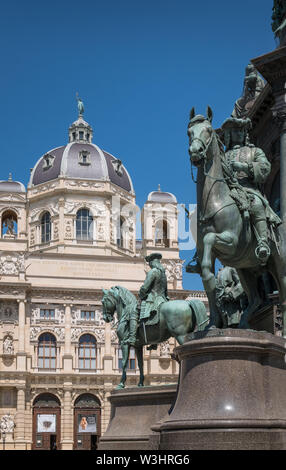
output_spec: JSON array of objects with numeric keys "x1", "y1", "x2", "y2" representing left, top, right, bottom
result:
[{"x1": 114, "y1": 286, "x2": 138, "y2": 312}]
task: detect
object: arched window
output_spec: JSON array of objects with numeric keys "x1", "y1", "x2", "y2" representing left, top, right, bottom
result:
[
  {"x1": 41, "y1": 212, "x2": 51, "y2": 243},
  {"x1": 1, "y1": 210, "x2": 17, "y2": 238},
  {"x1": 155, "y1": 219, "x2": 169, "y2": 247},
  {"x1": 79, "y1": 334, "x2": 97, "y2": 370},
  {"x1": 117, "y1": 216, "x2": 125, "y2": 248},
  {"x1": 38, "y1": 333, "x2": 57, "y2": 369},
  {"x1": 76, "y1": 209, "x2": 93, "y2": 240}
]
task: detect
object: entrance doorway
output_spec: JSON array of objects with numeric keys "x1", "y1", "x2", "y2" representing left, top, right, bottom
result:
[
  {"x1": 74, "y1": 393, "x2": 101, "y2": 450},
  {"x1": 32, "y1": 393, "x2": 61, "y2": 450}
]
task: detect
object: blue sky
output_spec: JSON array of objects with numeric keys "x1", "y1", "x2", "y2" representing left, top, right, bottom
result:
[{"x1": 0, "y1": 0, "x2": 275, "y2": 290}]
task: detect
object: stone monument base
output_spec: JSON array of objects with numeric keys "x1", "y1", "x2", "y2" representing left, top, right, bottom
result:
[
  {"x1": 156, "y1": 329, "x2": 286, "y2": 450},
  {"x1": 98, "y1": 384, "x2": 177, "y2": 450}
]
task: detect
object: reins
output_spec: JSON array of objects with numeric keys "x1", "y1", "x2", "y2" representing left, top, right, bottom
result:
[{"x1": 190, "y1": 126, "x2": 237, "y2": 223}]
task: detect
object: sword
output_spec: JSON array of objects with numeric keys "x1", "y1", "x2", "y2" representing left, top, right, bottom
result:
[
  {"x1": 141, "y1": 320, "x2": 148, "y2": 344},
  {"x1": 270, "y1": 224, "x2": 281, "y2": 256}
]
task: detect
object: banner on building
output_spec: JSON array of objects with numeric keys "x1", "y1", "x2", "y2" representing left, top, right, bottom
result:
[
  {"x1": 78, "y1": 414, "x2": 97, "y2": 433},
  {"x1": 37, "y1": 414, "x2": 56, "y2": 433}
]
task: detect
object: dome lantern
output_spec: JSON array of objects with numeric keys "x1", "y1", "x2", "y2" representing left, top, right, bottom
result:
[{"x1": 68, "y1": 95, "x2": 93, "y2": 144}]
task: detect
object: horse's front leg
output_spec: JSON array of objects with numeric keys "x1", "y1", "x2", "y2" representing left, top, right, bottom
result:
[
  {"x1": 135, "y1": 346, "x2": 144, "y2": 387},
  {"x1": 201, "y1": 231, "x2": 234, "y2": 328},
  {"x1": 116, "y1": 344, "x2": 130, "y2": 389}
]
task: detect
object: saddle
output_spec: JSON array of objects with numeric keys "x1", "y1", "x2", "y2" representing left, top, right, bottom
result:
[{"x1": 140, "y1": 305, "x2": 162, "y2": 327}]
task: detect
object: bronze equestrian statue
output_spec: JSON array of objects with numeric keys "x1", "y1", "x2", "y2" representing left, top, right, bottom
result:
[
  {"x1": 101, "y1": 253, "x2": 208, "y2": 388},
  {"x1": 187, "y1": 107, "x2": 286, "y2": 335}
]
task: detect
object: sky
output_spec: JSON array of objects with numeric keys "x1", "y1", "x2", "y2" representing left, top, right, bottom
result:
[{"x1": 0, "y1": 0, "x2": 276, "y2": 290}]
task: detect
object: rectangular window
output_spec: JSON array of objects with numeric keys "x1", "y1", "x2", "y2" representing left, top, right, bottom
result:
[
  {"x1": 80, "y1": 310, "x2": 95, "y2": 320},
  {"x1": 79, "y1": 131, "x2": 84, "y2": 140},
  {"x1": 40, "y1": 309, "x2": 55, "y2": 320}
]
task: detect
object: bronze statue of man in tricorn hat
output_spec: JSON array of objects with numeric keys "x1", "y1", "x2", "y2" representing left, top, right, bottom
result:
[{"x1": 126, "y1": 252, "x2": 169, "y2": 346}]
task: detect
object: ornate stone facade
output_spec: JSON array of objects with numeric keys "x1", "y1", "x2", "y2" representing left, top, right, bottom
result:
[{"x1": 0, "y1": 112, "x2": 207, "y2": 450}]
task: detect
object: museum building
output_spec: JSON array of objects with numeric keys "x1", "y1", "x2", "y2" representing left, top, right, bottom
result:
[{"x1": 0, "y1": 112, "x2": 207, "y2": 450}]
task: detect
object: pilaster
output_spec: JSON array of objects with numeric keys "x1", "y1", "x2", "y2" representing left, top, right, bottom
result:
[
  {"x1": 14, "y1": 386, "x2": 26, "y2": 449},
  {"x1": 61, "y1": 387, "x2": 74, "y2": 450},
  {"x1": 16, "y1": 299, "x2": 27, "y2": 371},
  {"x1": 63, "y1": 304, "x2": 73, "y2": 371}
]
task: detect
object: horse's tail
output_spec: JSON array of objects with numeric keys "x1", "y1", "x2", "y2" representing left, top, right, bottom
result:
[{"x1": 187, "y1": 299, "x2": 208, "y2": 332}]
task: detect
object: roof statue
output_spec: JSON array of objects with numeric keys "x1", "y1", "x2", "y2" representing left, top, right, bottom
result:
[
  {"x1": 272, "y1": 0, "x2": 286, "y2": 35},
  {"x1": 231, "y1": 64, "x2": 265, "y2": 118},
  {"x1": 76, "y1": 92, "x2": 84, "y2": 117}
]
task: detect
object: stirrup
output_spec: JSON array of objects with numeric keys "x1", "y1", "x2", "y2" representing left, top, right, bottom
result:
[{"x1": 255, "y1": 241, "x2": 270, "y2": 262}]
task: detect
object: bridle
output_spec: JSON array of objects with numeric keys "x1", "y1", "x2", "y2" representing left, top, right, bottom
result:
[{"x1": 189, "y1": 126, "x2": 225, "y2": 184}]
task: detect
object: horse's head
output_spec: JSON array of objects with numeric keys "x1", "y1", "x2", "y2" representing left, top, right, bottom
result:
[
  {"x1": 187, "y1": 106, "x2": 214, "y2": 167},
  {"x1": 101, "y1": 288, "x2": 117, "y2": 323}
]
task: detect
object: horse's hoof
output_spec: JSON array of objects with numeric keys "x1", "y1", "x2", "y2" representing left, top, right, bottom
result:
[{"x1": 116, "y1": 384, "x2": 125, "y2": 390}]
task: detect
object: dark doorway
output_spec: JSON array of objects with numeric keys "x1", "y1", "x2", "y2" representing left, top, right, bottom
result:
[
  {"x1": 50, "y1": 434, "x2": 57, "y2": 450},
  {"x1": 91, "y1": 435, "x2": 98, "y2": 450}
]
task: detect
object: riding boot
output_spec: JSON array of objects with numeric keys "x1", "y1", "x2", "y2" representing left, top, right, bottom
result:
[
  {"x1": 126, "y1": 319, "x2": 138, "y2": 346},
  {"x1": 253, "y1": 219, "x2": 270, "y2": 263}
]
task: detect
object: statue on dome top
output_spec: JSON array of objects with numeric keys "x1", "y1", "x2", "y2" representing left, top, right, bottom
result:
[{"x1": 76, "y1": 92, "x2": 84, "y2": 117}]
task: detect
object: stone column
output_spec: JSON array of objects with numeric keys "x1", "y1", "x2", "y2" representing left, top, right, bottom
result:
[
  {"x1": 61, "y1": 387, "x2": 73, "y2": 450},
  {"x1": 103, "y1": 323, "x2": 113, "y2": 373},
  {"x1": 17, "y1": 299, "x2": 27, "y2": 371},
  {"x1": 15, "y1": 386, "x2": 26, "y2": 449},
  {"x1": 17, "y1": 300, "x2": 26, "y2": 351},
  {"x1": 63, "y1": 304, "x2": 73, "y2": 371},
  {"x1": 58, "y1": 197, "x2": 65, "y2": 245}
]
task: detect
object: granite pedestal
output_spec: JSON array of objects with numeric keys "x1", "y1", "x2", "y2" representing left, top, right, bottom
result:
[
  {"x1": 156, "y1": 329, "x2": 286, "y2": 450},
  {"x1": 98, "y1": 384, "x2": 177, "y2": 450}
]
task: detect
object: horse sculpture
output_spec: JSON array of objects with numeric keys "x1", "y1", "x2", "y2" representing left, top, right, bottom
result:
[
  {"x1": 187, "y1": 106, "x2": 286, "y2": 336},
  {"x1": 101, "y1": 286, "x2": 208, "y2": 389}
]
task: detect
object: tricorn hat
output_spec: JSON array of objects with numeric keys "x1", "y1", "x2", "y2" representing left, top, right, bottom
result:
[
  {"x1": 145, "y1": 253, "x2": 162, "y2": 263},
  {"x1": 221, "y1": 117, "x2": 252, "y2": 131}
]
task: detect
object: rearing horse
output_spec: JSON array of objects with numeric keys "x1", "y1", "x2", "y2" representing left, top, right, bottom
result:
[{"x1": 187, "y1": 107, "x2": 286, "y2": 335}]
